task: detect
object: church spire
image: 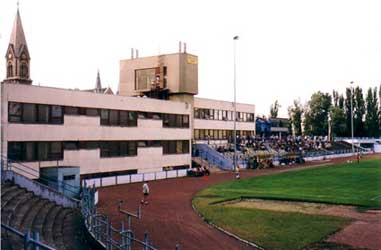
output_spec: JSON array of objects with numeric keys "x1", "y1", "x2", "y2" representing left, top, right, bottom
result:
[
  {"x1": 3, "y1": 5, "x2": 32, "y2": 84},
  {"x1": 95, "y1": 70, "x2": 102, "y2": 93}
]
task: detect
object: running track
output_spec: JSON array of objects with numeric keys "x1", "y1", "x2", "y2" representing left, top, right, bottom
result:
[{"x1": 98, "y1": 154, "x2": 380, "y2": 250}]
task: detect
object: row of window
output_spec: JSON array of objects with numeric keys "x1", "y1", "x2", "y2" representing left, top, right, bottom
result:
[
  {"x1": 8, "y1": 141, "x2": 63, "y2": 162},
  {"x1": 194, "y1": 129, "x2": 255, "y2": 140},
  {"x1": 7, "y1": 140, "x2": 190, "y2": 162},
  {"x1": 194, "y1": 108, "x2": 255, "y2": 122},
  {"x1": 8, "y1": 102, "x2": 189, "y2": 128}
]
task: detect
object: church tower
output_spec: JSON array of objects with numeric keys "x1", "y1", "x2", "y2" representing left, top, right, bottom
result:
[{"x1": 3, "y1": 6, "x2": 32, "y2": 84}]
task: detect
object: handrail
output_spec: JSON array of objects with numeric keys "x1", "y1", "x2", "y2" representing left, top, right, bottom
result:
[
  {"x1": 2, "y1": 223, "x2": 56, "y2": 250},
  {"x1": 1, "y1": 155, "x2": 79, "y2": 196}
]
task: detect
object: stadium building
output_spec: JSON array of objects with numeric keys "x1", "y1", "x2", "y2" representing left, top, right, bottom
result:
[{"x1": 1, "y1": 9, "x2": 255, "y2": 186}]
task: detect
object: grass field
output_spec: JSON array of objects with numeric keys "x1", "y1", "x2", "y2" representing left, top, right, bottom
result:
[{"x1": 193, "y1": 158, "x2": 381, "y2": 250}]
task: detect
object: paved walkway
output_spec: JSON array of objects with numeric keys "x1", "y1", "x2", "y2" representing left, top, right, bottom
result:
[{"x1": 98, "y1": 154, "x2": 380, "y2": 250}]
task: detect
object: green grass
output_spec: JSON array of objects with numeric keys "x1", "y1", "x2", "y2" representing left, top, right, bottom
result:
[
  {"x1": 193, "y1": 158, "x2": 381, "y2": 250},
  {"x1": 199, "y1": 158, "x2": 381, "y2": 208}
]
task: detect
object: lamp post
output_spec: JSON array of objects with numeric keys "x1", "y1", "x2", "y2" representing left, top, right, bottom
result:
[
  {"x1": 233, "y1": 35, "x2": 239, "y2": 173},
  {"x1": 350, "y1": 81, "x2": 354, "y2": 154}
]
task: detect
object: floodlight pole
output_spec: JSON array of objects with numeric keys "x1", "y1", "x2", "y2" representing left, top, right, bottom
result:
[
  {"x1": 350, "y1": 81, "x2": 354, "y2": 155},
  {"x1": 233, "y1": 35, "x2": 239, "y2": 174}
]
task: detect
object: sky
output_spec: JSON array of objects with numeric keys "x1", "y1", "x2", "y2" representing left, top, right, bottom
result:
[{"x1": 1, "y1": 0, "x2": 380, "y2": 117}]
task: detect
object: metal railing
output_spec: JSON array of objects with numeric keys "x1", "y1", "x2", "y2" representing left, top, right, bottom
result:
[
  {"x1": 81, "y1": 184, "x2": 180, "y2": 250},
  {"x1": 1, "y1": 155, "x2": 80, "y2": 198},
  {"x1": 1, "y1": 223, "x2": 56, "y2": 250}
]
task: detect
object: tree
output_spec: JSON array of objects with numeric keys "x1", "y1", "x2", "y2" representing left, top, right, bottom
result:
[
  {"x1": 270, "y1": 100, "x2": 281, "y2": 118},
  {"x1": 333, "y1": 90, "x2": 339, "y2": 107},
  {"x1": 344, "y1": 87, "x2": 353, "y2": 137},
  {"x1": 379, "y1": 84, "x2": 381, "y2": 134},
  {"x1": 303, "y1": 92, "x2": 332, "y2": 136},
  {"x1": 354, "y1": 86, "x2": 365, "y2": 136},
  {"x1": 365, "y1": 87, "x2": 379, "y2": 137},
  {"x1": 288, "y1": 99, "x2": 303, "y2": 136},
  {"x1": 330, "y1": 106, "x2": 347, "y2": 137}
]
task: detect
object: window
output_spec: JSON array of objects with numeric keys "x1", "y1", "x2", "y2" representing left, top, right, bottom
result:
[
  {"x1": 8, "y1": 102, "x2": 22, "y2": 122},
  {"x1": 182, "y1": 140, "x2": 190, "y2": 153},
  {"x1": 100, "y1": 109, "x2": 109, "y2": 125},
  {"x1": 108, "y1": 142, "x2": 120, "y2": 157},
  {"x1": 79, "y1": 141, "x2": 98, "y2": 150},
  {"x1": 176, "y1": 141, "x2": 183, "y2": 154},
  {"x1": 63, "y1": 175, "x2": 75, "y2": 181},
  {"x1": 7, "y1": 63, "x2": 13, "y2": 77},
  {"x1": 50, "y1": 142, "x2": 63, "y2": 160},
  {"x1": 200, "y1": 129, "x2": 205, "y2": 140},
  {"x1": 23, "y1": 103, "x2": 36, "y2": 123},
  {"x1": 214, "y1": 109, "x2": 219, "y2": 120},
  {"x1": 25, "y1": 142, "x2": 36, "y2": 161},
  {"x1": 128, "y1": 141, "x2": 137, "y2": 156},
  {"x1": 119, "y1": 111, "x2": 128, "y2": 126},
  {"x1": 86, "y1": 108, "x2": 99, "y2": 116},
  {"x1": 37, "y1": 105, "x2": 50, "y2": 123},
  {"x1": 21, "y1": 63, "x2": 28, "y2": 78},
  {"x1": 100, "y1": 142, "x2": 110, "y2": 157},
  {"x1": 194, "y1": 129, "x2": 200, "y2": 140},
  {"x1": 162, "y1": 140, "x2": 189, "y2": 155},
  {"x1": 128, "y1": 112, "x2": 137, "y2": 126},
  {"x1": 8, "y1": 142, "x2": 23, "y2": 161},
  {"x1": 194, "y1": 108, "x2": 200, "y2": 119},
  {"x1": 65, "y1": 106, "x2": 79, "y2": 115},
  {"x1": 38, "y1": 142, "x2": 49, "y2": 161},
  {"x1": 51, "y1": 106, "x2": 63, "y2": 124},
  {"x1": 120, "y1": 141, "x2": 128, "y2": 156},
  {"x1": 176, "y1": 114, "x2": 182, "y2": 127},
  {"x1": 64, "y1": 141, "x2": 79, "y2": 150},
  {"x1": 109, "y1": 110, "x2": 119, "y2": 125},
  {"x1": 227, "y1": 111, "x2": 232, "y2": 120},
  {"x1": 135, "y1": 68, "x2": 156, "y2": 90},
  {"x1": 100, "y1": 141, "x2": 137, "y2": 158}
]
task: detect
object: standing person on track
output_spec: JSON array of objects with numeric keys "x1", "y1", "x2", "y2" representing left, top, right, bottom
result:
[
  {"x1": 235, "y1": 165, "x2": 240, "y2": 179},
  {"x1": 357, "y1": 152, "x2": 361, "y2": 164},
  {"x1": 141, "y1": 181, "x2": 150, "y2": 205}
]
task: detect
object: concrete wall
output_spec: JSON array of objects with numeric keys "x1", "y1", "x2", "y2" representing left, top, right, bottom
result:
[{"x1": 119, "y1": 53, "x2": 198, "y2": 97}]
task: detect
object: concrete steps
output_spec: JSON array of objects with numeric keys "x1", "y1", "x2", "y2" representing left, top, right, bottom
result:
[{"x1": 1, "y1": 182, "x2": 91, "y2": 250}]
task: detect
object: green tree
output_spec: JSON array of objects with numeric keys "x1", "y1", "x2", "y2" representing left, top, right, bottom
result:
[
  {"x1": 379, "y1": 84, "x2": 381, "y2": 134},
  {"x1": 344, "y1": 87, "x2": 353, "y2": 137},
  {"x1": 330, "y1": 106, "x2": 347, "y2": 137},
  {"x1": 270, "y1": 100, "x2": 281, "y2": 118},
  {"x1": 288, "y1": 99, "x2": 303, "y2": 136},
  {"x1": 354, "y1": 86, "x2": 365, "y2": 136},
  {"x1": 365, "y1": 87, "x2": 379, "y2": 137},
  {"x1": 303, "y1": 92, "x2": 332, "y2": 136}
]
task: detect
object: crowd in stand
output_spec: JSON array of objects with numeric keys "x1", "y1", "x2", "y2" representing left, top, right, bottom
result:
[{"x1": 215, "y1": 135, "x2": 332, "y2": 154}]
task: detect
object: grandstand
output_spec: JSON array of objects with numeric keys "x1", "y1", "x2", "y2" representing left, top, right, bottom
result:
[
  {"x1": 193, "y1": 135, "x2": 369, "y2": 171},
  {"x1": 1, "y1": 181, "x2": 89, "y2": 250}
]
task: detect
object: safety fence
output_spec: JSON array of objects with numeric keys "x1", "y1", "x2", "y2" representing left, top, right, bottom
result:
[
  {"x1": 81, "y1": 184, "x2": 180, "y2": 250},
  {"x1": 1, "y1": 223, "x2": 56, "y2": 250},
  {"x1": 82, "y1": 169, "x2": 188, "y2": 188}
]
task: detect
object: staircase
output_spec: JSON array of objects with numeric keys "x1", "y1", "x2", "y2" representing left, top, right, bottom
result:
[
  {"x1": 192, "y1": 157, "x2": 223, "y2": 173},
  {"x1": 1, "y1": 182, "x2": 91, "y2": 250},
  {"x1": 193, "y1": 144, "x2": 233, "y2": 170}
]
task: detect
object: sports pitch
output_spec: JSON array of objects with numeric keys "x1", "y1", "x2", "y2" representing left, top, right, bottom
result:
[{"x1": 193, "y1": 158, "x2": 381, "y2": 250}]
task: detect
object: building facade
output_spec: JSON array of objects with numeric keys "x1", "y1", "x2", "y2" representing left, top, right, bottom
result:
[{"x1": 2, "y1": 9, "x2": 255, "y2": 184}]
